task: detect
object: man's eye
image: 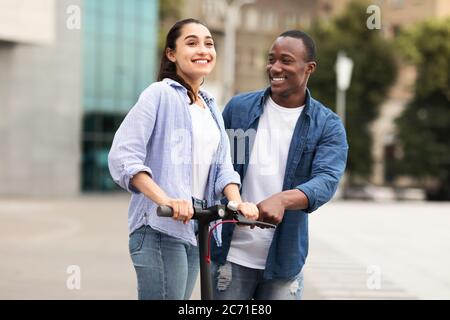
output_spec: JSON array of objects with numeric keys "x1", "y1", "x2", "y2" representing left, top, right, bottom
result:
[{"x1": 187, "y1": 42, "x2": 196, "y2": 46}]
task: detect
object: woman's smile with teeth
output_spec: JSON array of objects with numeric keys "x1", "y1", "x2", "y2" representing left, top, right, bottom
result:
[
  {"x1": 272, "y1": 77, "x2": 286, "y2": 81},
  {"x1": 193, "y1": 59, "x2": 208, "y2": 64}
]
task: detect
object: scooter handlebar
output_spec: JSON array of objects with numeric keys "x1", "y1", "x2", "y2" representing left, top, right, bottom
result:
[
  {"x1": 156, "y1": 205, "x2": 174, "y2": 217},
  {"x1": 156, "y1": 204, "x2": 276, "y2": 229}
]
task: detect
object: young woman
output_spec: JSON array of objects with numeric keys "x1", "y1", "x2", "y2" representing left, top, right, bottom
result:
[{"x1": 108, "y1": 19, "x2": 258, "y2": 300}]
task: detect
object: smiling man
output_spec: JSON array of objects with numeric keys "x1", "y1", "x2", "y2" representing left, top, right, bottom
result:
[{"x1": 210, "y1": 30, "x2": 349, "y2": 300}]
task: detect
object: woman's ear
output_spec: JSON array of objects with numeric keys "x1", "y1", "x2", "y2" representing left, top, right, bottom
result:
[{"x1": 166, "y1": 48, "x2": 176, "y2": 63}]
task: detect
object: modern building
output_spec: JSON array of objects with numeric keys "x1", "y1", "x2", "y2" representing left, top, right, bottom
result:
[
  {"x1": 0, "y1": 0, "x2": 159, "y2": 195},
  {"x1": 0, "y1": 0, "x2": 81, "y2": 196},
  {"x1": 82, "y1": 0, "x2": 158, "y2": 191}
]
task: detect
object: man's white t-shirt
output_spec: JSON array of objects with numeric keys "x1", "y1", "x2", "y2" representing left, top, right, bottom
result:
[
  {"x1": 227, "y1": 96, "x2": 304, "y2": 269},
  {"x1": 189, "y1": 100, "x2": 221, "y2": 199}
]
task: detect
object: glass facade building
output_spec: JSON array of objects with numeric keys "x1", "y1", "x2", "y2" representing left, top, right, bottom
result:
[{"x1": 82, "y1": 0, "x2": 158, "y2": 191}]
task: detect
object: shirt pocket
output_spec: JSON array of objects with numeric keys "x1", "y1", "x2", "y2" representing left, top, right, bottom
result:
[{"x1": 294, "y1": 143, "x2": 316, "y2": 179}]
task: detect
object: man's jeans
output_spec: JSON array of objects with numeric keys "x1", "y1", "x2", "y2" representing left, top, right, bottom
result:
[
  {"x1": 211, "y1": 261, "x2": 304, "y2": 300},
  {"x1": 129, "y1": 225, "x2": 199, "y2": 300}
]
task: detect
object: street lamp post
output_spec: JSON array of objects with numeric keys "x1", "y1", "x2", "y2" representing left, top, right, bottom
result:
[
  {"x1": 222, "y1": 0, "x2": 255, "y2": 106},
  {"x1": 335, "y1": 51, "x2": 353, "y2": 199},
  {"x1": 335, "y1": 51, "x2": 354, "y2": 128}
]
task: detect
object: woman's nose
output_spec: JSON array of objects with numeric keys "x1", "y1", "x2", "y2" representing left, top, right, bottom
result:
[{"x1": 197, "y1": 44, "x2": 209, "y2": 54}]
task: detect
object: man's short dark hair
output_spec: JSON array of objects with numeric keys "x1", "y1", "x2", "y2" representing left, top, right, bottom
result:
[{"x1": 279, "y1": 30, "x2": 316, "y2": 62}]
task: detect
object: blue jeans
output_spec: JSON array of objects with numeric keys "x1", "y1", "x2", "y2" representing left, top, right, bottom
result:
[
  {"x1": 211, "y1": 261, "x2": 304, "y2": 300},
  {"x1": 129, "y1": 225, "x2": 199, "y2": 300}
]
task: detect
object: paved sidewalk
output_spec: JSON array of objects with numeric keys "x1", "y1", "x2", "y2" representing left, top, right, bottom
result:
[
  {"x1": 0, "y1": 195, "x2": 135, "y2": 299},
  {"x1": 0, "y1": 195, "x2": 449, "y2": 299},
  {"x1": 304, "y1": 200, "x2": 450, "y2": 300}
]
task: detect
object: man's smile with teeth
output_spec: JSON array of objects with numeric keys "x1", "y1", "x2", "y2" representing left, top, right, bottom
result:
[{"x1": 271, "y1": 77, "x2": 286, "y2": 81}]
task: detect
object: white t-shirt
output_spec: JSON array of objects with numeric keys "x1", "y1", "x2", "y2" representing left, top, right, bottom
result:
[
  {"x1": 189, "y1": 100, "x2": 221, "y2": 199},
  {"x1": 227, "y1": 96, "x2": 304, "y2": 269}
]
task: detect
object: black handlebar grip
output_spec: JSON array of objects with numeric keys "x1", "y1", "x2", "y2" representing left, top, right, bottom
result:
[{"x1": 157, "y1": 205, "x2": 174, "y2": 217}]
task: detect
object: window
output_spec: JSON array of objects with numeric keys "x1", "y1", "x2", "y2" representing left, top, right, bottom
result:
[
  {"x1": 262, "y1": 12, "x2": 278, "y2": 31},
  {"x1": 203, "y1": 0, "x2": 226, "y2": 22},
  {"x1": 82, "y1": 113, "x2": 125, "y2": 191},
  {"x1": 82, "y1": 0, "x2": 158, "y2": 191},
  {"x1": 245, "y1": 8, "x2": 259, "y2": 31}
]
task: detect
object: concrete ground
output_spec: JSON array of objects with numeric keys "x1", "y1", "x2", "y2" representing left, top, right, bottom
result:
[{"x1": 0, "y1": 195, "x2": 449, "y2": 300}]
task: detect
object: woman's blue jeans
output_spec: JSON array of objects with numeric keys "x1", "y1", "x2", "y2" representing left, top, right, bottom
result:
[{"x1": 129, "y1": 225, "x2": 199, "y2": 300}]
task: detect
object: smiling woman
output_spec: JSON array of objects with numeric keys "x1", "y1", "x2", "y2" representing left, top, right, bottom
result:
[
  {"x1": 107, "y1": 18, "x2": 259, "y2": 300},
  {"x1": 158, "y1": 18, "x2": 216, "y2": 106}
]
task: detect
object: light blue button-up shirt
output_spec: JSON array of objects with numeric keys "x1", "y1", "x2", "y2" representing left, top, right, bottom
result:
[{"x1": 108, "y1": 78, "x2": 241, "y2": 246}]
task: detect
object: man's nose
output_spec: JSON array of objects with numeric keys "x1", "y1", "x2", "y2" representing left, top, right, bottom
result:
[{"x1": 270, "y1": 60, "x2": 282, "y2": 73}]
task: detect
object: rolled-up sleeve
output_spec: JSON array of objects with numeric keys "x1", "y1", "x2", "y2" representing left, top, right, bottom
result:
[
  {"x1": 108, "y1": 86, "x2": 159, "y2": 194},
  {"x1": 296, "y1": 114, "x2": 348, "y2": 213}
]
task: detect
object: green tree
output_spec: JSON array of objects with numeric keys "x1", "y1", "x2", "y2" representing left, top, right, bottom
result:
[
  {"x1": 395, "y1": 19, "x2": 450, "y2": 199},
  {"x1": 307, "y1": 1, "x2": 397, "y2": 182}
]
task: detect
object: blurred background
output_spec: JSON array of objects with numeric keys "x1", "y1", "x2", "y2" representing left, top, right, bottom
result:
[{"x1": 0, "y1": 0, "x2": 449, "y2": 300}]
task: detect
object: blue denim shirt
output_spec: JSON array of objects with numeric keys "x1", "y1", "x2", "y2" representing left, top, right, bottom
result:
[
  {"x1": 211, "y1": 88, "x2": 348, "y2": 279},
  {"x1": 108, "y1": 79, "x2": 241, "y2": 246}
]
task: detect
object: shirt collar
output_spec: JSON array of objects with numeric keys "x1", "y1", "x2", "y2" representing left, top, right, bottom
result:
[
  {"x1": 259, "y1": 87, "x2": 313, "y2": 116},
  {"x1": 162, "y1": 78, "x2": 216, "y2": 105}
]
